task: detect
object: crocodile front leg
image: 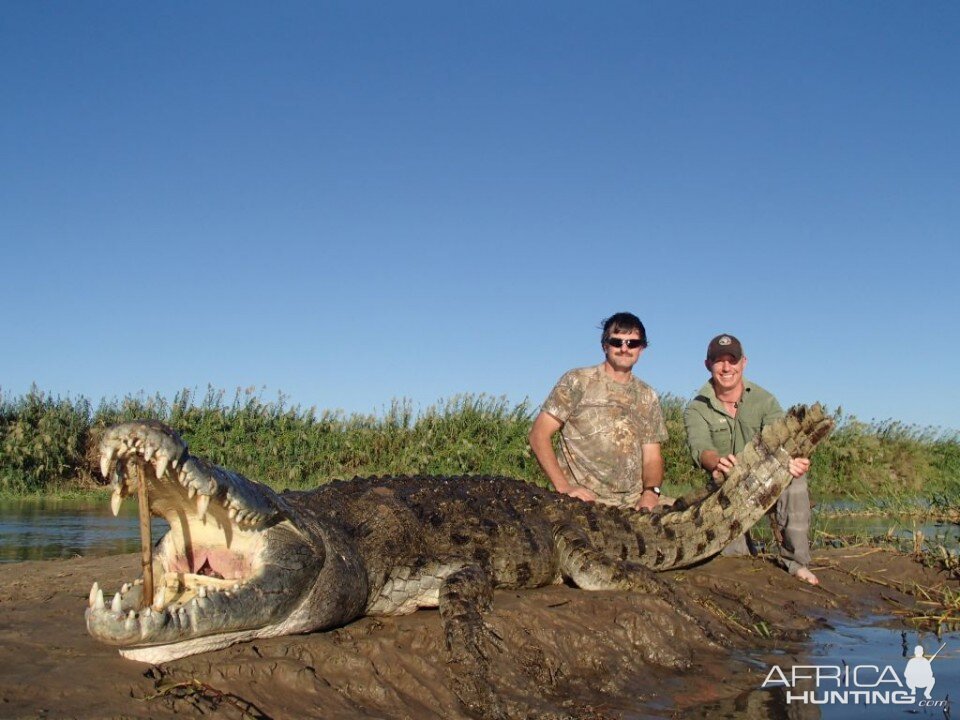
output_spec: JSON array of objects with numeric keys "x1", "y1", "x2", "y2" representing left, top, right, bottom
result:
[
  {"x1": 438, "y1": 565, "x2": 508, "y2": 720},
  {"x1": 363, "y1": 560, "x2": 512, "y2": 718}
]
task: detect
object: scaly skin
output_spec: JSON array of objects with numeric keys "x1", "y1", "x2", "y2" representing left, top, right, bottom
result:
[{"x1": 85, "y1": 406, "x2": 833, "y2": 717}]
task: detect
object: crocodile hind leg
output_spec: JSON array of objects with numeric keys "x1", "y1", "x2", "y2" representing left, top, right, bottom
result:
[
  {"x1": 553, "y1": 522, "x2": 729, "y2": 656},
  {"x1": 438, "y1": 565, "x2": 508, "y2": 720}
]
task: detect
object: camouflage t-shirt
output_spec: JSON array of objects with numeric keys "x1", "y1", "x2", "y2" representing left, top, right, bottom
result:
[{"x1": 541, "y1": 364, "x2": 669, "y2": 507}]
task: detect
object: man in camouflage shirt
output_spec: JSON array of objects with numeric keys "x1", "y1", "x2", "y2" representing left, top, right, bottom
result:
[{"x1": 529, "y1": 312, "x2": 668, "y2": 511}]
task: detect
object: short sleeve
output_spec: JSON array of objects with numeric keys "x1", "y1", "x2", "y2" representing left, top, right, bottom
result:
[{"x1": 541, "y1": 370, "x2": 584, "y2": 424}]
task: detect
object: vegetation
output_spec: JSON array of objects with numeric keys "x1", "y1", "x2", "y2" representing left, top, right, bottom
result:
[{"x1": 1, "y1": 386, "x2": 957, "y2": 502}]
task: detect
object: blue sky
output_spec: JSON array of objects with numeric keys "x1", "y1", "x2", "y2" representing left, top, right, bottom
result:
[{"x1": 2, "y1": 2, "x2": 957, "y2": 432}]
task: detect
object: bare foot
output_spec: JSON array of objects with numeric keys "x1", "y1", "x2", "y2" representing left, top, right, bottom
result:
[{"x1": 795, "y1": 567, "x2": 819, "y2": 585}]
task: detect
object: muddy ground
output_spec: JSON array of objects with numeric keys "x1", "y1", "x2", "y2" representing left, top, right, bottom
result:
[{"x1": 0, "y1": 547, "x2": 950, "y2": 719}]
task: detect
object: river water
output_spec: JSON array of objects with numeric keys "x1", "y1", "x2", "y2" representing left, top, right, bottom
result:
[{"x1": 0, "y1": 497, "x2": 169, "y2": 563}]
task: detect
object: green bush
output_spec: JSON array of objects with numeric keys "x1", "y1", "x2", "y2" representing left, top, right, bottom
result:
[{"x1": 0, "y1": 387, "x2": 91, "y2": 493}]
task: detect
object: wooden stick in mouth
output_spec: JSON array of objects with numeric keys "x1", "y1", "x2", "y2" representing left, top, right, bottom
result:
[{"x1": 135, "y1": 460, "x2": 154, "y2": 610}]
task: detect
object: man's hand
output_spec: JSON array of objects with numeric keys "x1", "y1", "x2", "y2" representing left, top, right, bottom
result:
[
  {"x1": 563, "y1": 486, "x2": 598, "y2": 503},
  {"x1": 634, "y1": 489, "x2": 659, "y2": 511},
  {"x1": 788, "y1": 457, "x2": 810, "y2": 478},
  {"x1": 713, "y1": 453, "x2": 738, "y2": 481}
]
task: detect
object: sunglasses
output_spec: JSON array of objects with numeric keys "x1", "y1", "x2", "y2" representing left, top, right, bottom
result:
[{"x1": 605, "y1": 338, "x2": 644, "y2": 349}]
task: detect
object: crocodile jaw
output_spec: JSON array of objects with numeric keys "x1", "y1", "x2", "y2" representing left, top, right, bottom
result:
[
  {"x1": 85, "y1": 421, "x2": 323, "y2": 659},
  {"x1": 84, "y1": 522, "x2": 321, "y2": 656}
]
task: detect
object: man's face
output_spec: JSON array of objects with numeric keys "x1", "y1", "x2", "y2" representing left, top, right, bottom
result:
[
  {"x1": 603, "y1": 330, "x2": 644, "y2": 373},
  {"x1": 707, "y1": 353, "x2": 747, "y2": 393}
]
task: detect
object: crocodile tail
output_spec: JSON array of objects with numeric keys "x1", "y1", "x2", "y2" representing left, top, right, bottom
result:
[{"x1": 630, "y1": 403, "x2": 834, "y2": 571}]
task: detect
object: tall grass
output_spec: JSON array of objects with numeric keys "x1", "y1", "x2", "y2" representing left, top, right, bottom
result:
[
  {"x1": 0, "y1": 386, "x2": 544, "y2": 494},
  {"x1": 808, "y1": 409, "x2": 960, "y2": 500},
  {"x1": 1, "y1": 386, "x2": 957, "y2": 501}
]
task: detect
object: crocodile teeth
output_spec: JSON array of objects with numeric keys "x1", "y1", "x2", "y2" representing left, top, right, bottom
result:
[
  {"x1": 155, "y1": 451, "x2": 170, "y2": 480},
  {"x1": 95, "y1": 588, "x2": 105, "y2": 611},
  {"x1": 197, "y1": 494, "x2": 210, "y2": 520},
  {"x1": 89, "y1": 582, "x2": 100, "y2": 608},
  {"x1": 187, "y1": 485, "x2": 197, "y2": 499},
  {"x1": 111, "y1": 490, "x2": 123, "y2": 517},
  {"x1": 143, "y1": 444, "x2": 156, "y2": 462},
  {"x1": 111, "y1": 593, "x2": 123, "y2": 613},
  {"x1": 100, "y1": 446, "x2": 118, "y2": 479}
]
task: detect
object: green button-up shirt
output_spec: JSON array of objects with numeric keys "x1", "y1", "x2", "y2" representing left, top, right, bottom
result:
[{"x1": 683, "y1": 380, "x2": 784, "y2": 469}]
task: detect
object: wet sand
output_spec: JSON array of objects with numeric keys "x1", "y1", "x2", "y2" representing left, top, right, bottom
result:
[{"x1": 0, "y1": 548, "x2": 950, "y2": 719}]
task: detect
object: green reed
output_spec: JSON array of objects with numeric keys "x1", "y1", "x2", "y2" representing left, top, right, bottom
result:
[
  {"x1": 1, "y1": 386, "x2": 957, "y2": 501},
  {"x1": 807, "y1": 408, "x2": 960, "y2": 501}
]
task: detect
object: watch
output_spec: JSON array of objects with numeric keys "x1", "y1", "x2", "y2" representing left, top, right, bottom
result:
[{"x1": 643, "y1": 486, "x2": 661, "y2": 496}]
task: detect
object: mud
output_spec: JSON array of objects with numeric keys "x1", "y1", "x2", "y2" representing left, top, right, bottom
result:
[{"x1": 0, "y1": 548, "x2": 950, "y2": 719}]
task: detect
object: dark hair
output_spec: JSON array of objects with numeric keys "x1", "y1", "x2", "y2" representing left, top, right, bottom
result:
[{"x1": 600, "y1": 312, "x2": 648, "y2": 348}]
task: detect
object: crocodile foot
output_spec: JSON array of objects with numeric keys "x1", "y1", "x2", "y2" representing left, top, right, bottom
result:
[{"x1": 439, "y1": 565, "x2": 510, "y2": 720}]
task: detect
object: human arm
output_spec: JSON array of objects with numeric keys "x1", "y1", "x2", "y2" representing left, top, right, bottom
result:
[
  {"x1": 683, "y1": 402, "x2": 734, "y2": 482},
  {"x1": 528, "y1": 411, "x2": 597, "y2": 502},
  {"x1": 634, "y1": 443, "x2": 664, "y2": 510}
]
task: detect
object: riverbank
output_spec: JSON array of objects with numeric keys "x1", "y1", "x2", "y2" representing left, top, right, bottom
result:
[{"x1": 1, "y1": 547, "x2": 954, "y2": 718}]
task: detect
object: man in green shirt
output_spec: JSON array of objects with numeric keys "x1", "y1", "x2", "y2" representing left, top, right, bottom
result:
[
  {"x1": 529, "y1": 312, "x2": 669, "y2": 511},
  {"x1": 684, "y1": 334, "x2": 818, "y2": 585}
]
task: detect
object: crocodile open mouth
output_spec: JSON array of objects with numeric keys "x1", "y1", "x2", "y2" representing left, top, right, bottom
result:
[{"x1": 85, "y1": 421, "x2": 321, "y2": 663}]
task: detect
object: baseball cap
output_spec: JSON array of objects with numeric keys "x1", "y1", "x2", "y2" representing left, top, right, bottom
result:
[{"x1": 706, "y1": 334, "x2": 743, "y2": 362}]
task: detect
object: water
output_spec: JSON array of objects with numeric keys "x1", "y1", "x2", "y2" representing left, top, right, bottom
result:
[
  {"x1": 0, "y1": 497, "x2": 169, "y2": 563},
  {"x1": 816, "y1": 501, "x2": 960, "y2": 548}
]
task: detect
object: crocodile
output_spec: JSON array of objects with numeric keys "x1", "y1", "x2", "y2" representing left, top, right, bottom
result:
[{"x1": 86, "y1": 404, "x2": 832, "y2": 715}]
